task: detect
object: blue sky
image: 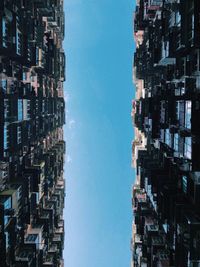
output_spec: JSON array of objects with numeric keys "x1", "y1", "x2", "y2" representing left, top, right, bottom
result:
[{"x1": 63, "y1": 0, "x2": 135, "y2": 266}]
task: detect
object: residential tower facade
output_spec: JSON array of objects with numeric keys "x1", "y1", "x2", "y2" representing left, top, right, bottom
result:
[
  {"x1": 132, "y1": 0, "x2": 200, "y2": 266},
  {"x1": 0, "y1": 0, "x2": 65, "y2": 266}
]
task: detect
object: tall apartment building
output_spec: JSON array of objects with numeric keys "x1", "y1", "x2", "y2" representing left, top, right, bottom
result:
[
  {"x1": 132, "y1": 0, "x2": 200, "y2": 266},
  {"x1": 0, "y1": 0, "x2": 65, "y2": 266}
]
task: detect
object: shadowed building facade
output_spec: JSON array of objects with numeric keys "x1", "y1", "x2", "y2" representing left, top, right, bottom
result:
[
  {"x1": 132, "y1": 0, "x2": 200, "y2": 266},
  {"x1": 0, "y1": 0, "x2": 65, "y2": 266}
]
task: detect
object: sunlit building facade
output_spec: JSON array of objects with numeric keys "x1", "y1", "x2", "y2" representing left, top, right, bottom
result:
[
  {"x1": 0, "y1": 0, "x2": 65, "y2": 266},
  {"x1": 132, "y1": 0, "x2": 200, "y2": 266}
]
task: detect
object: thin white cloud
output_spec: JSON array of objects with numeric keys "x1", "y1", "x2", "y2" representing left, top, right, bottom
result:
[
  {"x1": 64, "y1": 91, "x2": 70, "y2": 103},
  {"x1": 66, "y1": 155, "x2": 72, "y2": 163},
  {"x1": 68, "y1": 119, "x2": 76, "y2": 129}
]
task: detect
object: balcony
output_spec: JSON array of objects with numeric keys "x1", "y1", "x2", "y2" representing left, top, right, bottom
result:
[
  {"x1": 15, "y1": 248, "x2": 34, "y2": 265},
  {"x1": 0, "y1": 186, "x2": 22, "y2": 216},
  {"x1": 25, "y1": 224, "x2": 45, "y2": 251},
  {"x1": 158, "y1": 41, "x2": 176, "y2": 66},
  {"x1": 156, "y1": 250, "x2": 170, "y2": 267}
]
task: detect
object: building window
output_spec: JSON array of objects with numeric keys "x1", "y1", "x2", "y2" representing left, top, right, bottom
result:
[
  {"x1": 27, "y1": 100, "x2": 31, "y2": 119},
  {"x1": 176, "y1": 11, "x2": 181, "y2": 27},
  {"x1": 22, "y1": 72, "x2": 27, "y2": 81},
  {"x1": 17, "y1": 126, "x2": 21, "y2": 144},
  {"x1": 176, "y1": 101, "x2": 180, "y2": 120},
  {"x1": 36, "y1": 47, "x2": 39, "y2": 64},
  {"x1": 18, "y1": 99, "x2": 23, "y2": 121},
  {"x1": 2, "y1": 18, "x2": 6, "y2": 36},
  {"x1": 1, "y1": 79, "x2": 7, "y2": 92},
  {"x1": 182, "y1": 176, "x2": 187, "y2": 194},
  {"x1": 176, "y1": 100, "x2": 185, "y2": 126},
  {"x1": 184, "y1": 137, "x2": 192, "y2": 159},
  {"x1": 169, "y1": 12, "x2": 175, "y2": 28},
  {"x1": 2, "y1": 17, "x2": 8, "y2": 48},
  {"x1": 187, "y1": 4, "x2": 194, "y2": 43},
  {"x1": 185, "y1": 101, "x2": 191, "y2": 129},
  {"x1": 16, "y1": 16, "x2": 22, "y2": 55},
  {"x1": 4, "y1": 124, "x2": 8, "y2": 150},
  {"x1": 16, "y1": 29, "x2": 22, "y2": 55},
  {"x1": 191, "y1": 14, "x2": 194, "y2": 40},
  {"x1": 165, "y1": 129, "x2": 171, "y2": 147},
  {"x1": 174, "y1": 133, "x2": 179, "y2": 151},
  {"x1": 5, "y1": 232, "x2": 9, "y2": 249},
  {"x1": 22, "y1": 99, "x2": 30, "y2": 120},
  {"x1": 4, "y1": 99, "x2": 9, "y2": 119},
  {"x1": 3, "y1": 197, "x2": 11, "y2": 210},
  {"x1": 162, "y1": 40, "x2": 169, "y2": 59}
]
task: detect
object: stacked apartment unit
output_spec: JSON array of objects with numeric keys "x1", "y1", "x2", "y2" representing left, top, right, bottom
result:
[
  {"x1": 0, "y1": 0, "x2": 65, "y2": 266},
  {"x1": 131, "y1": 0, "x2": 200, "y2": 266}
]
